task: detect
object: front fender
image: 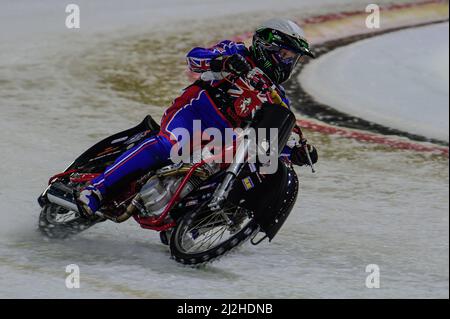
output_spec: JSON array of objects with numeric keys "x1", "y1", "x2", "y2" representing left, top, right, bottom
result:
[{"x1": 228, "y1": 159, "x2": 299, "y2": 241}]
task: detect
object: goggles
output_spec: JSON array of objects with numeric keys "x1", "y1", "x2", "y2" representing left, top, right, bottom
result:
[{"x1": 263, "y1": 42, "x2": 304, "y2": 66}]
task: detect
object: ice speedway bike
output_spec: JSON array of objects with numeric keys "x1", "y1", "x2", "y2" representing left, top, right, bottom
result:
[{"x1": 37, "y1": 67, "x2": 315, "y2": 266}]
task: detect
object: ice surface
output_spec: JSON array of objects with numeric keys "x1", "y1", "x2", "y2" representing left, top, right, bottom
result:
[
  {"x1": 0, "y1": 0, "x2": 448, "y2": 298},
  {"x1": 300, "y1": 22, "x2": 449, "y2": 142}
]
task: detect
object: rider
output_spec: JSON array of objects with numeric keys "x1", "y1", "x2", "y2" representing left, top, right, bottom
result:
[{"x1": 78, "y1": 18, "x2": 319, "y2": 217}]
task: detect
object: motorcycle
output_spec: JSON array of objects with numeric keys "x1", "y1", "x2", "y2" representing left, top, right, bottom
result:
[{"x1": 37, "y1": 67, "x2": 313, "y2": 266}]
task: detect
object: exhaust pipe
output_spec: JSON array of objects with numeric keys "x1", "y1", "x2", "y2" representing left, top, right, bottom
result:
[
  {"x1": 45, "y1": 182, "x2": 136, "y2": 223},
  {"x1": 46, "y1": 182, "x2": 80, "y2": 213}
]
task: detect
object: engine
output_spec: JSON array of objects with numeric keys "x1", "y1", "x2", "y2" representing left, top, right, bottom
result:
[
  {"x1": 138, "y1": 175, "x2": 199, "y2": 217},
  {"x1": 134, "y1": 162, "x2": 217, "y2": 217}
]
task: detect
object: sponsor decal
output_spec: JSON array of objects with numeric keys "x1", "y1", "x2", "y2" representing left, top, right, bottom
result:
[{"x1": 242, "y1": 177, "x2": 255, "y2": 191}]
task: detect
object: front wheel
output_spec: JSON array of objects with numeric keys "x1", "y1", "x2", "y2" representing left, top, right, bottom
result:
[
  {"x1": 169, "y1": 201, "x2": 259, "y2": 266},
  {"x1": 38, "y1": 203, "x2": 103, "y2": 239}
]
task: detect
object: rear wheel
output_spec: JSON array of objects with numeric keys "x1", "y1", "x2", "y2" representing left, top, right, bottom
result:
[
  {"x1": 170, "y1": 201, "x2": 259, "y2": 266},
  {"x1": 38, "y1": 203, "x2": 103, "y2": 239}
]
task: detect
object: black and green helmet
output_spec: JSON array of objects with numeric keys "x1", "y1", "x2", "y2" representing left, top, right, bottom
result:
[{"x1": 252, "y1": 18, "x2": 314, "y2": 84}]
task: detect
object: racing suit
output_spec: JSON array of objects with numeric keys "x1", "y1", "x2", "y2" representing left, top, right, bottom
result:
[{"x1": 90, "y1": 40, "x2": 296, "y2": 199}]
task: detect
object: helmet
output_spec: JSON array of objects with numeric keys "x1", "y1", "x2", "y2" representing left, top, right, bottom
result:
[{"x1": 252, "y1": 18, "x2": 314, "y2": 84}]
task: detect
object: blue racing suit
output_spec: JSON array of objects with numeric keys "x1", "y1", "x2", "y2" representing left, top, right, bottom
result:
[{"x1": 90, "y1": 40, "x2": 295, "y2": 197}]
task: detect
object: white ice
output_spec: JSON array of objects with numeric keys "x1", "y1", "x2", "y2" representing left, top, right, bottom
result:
[{"x1": 300, "y1": 22, "x2": 450, "y2": 142}]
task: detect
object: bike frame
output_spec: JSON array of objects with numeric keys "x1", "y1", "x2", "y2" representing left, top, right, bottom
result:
[{"x1": 134, "y1": 135, "x2": 246, "y2": 231}]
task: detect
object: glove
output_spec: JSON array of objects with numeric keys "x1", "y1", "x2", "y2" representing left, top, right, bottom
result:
[
  {"x1": 291, "y1": 144, "x2": 318, "y2": 167},
  {"x1": 210, "y1": 54, "x2": 251, "y2": 75}
]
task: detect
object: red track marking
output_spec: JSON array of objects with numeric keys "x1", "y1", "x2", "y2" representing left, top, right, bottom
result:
[
  {"x1": 298, "y1": 119, "x2": 449, "y2": 156},
  {"x1": 185, "y1": 0, "x2": 449, "y2": 155}
]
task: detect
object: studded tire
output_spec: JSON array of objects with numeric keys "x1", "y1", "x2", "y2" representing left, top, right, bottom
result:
[
  {"x1": 38, "y1": 203, "x2": 102, "y2": 239},
  {"x1": 169, "y1": 202, "x2": 259, "y2": 266}
]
